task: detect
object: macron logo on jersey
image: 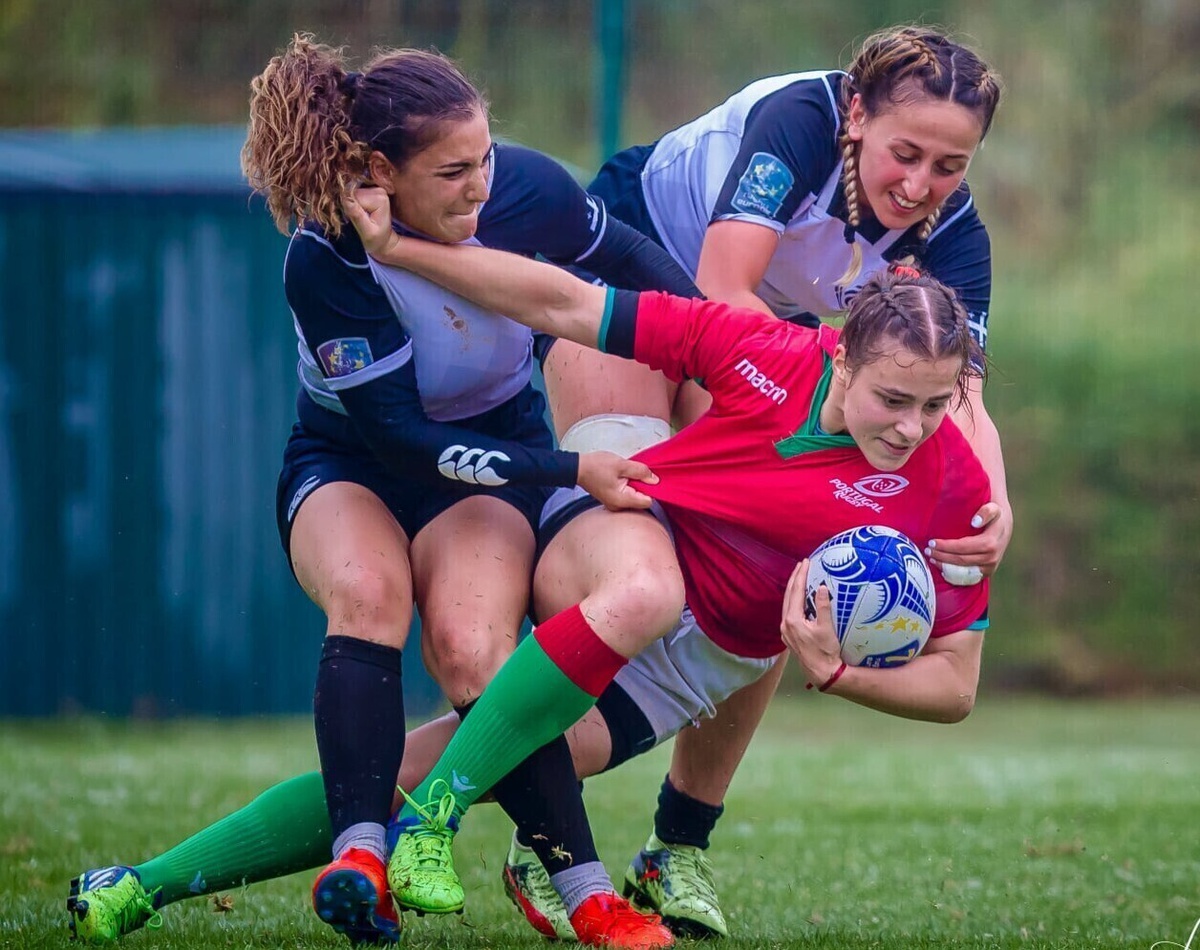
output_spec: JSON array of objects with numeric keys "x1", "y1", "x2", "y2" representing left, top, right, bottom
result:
[
  {"x1": 437, "y1": 445, "x2": 511, "y2": 486},
  {"x1": 734, "y1": 358, "x2": 788, "y2": 404}
]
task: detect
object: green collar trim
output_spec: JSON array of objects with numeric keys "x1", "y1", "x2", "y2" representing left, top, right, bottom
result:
[{"x1": 774, "y1": 353, "x2": 856, "y2": 459}]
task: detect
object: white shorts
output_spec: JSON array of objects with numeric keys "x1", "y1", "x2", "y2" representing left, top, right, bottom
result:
[{"x1": 615, "y1": 607, "x2": 780, "y2": 744}]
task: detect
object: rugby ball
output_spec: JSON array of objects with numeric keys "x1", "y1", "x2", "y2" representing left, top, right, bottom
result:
[{"x1": 806, "y1": 525, "x2": 935, "y2": 667}]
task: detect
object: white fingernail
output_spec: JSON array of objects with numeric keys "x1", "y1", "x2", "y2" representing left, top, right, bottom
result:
[
  {"x1": 971, "y1": 515, "x2": 983, "y2": 528},
  {"x1": 927, "y1": 540, "x2": 937, "y2": 549}
]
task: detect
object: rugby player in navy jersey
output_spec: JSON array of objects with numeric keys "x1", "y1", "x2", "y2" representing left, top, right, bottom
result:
[
  {"x1": 66, "y1": 32, "x2": 695, "y2": 949},
  {"x1": 343, "y1": 196, "x2": 992, "y2": 938},
  {"x1": 529, "y1": 25, "x2": 1007, "y2": 936}
]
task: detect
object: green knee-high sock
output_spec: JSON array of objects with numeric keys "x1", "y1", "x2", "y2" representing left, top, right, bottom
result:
[
  {"x1": 134, "y1": 771, "x2": 331, "y2": 906},
  {"x1": 400, "y1": 605, "x2": 625, "y2": 822}
]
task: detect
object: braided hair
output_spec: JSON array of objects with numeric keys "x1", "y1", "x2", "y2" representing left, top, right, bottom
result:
[
  {"x1": 841, "y1": 263, "x2": 985, "y2": 411},
  {"x1": 836, "y1": 26, "x2": 1003, "y2": 288}
]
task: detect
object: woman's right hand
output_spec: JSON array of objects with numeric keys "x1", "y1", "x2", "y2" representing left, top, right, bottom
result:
[
  {"x1": 576, "y1": 451, "x2": 659, "y2": 511},
  {"x1": 341, "y1": 185, "x2": 401, "y2": 258}
]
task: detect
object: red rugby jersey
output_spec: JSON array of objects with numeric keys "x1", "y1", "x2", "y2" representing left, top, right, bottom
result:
[{"x1": 620, "y1": 291, "x2": 990, "y2": 658}]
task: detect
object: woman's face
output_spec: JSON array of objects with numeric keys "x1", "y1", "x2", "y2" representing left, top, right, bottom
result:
[
  {"x1": 371, "y1": 107, "x2": 493, "y2": 244},
  {"x1": 847, "y1": 92, "x2": 983, "y2": 231},
  {"x1": 828, "y1": 342, "x2": 962, "y2": 472}
]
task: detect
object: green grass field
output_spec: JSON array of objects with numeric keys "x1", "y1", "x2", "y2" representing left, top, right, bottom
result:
[{"x1": 3, "y1": 695, "x2": 1198, "y2": 949}]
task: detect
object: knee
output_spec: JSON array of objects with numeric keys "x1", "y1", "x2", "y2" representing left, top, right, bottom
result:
[
  {"x1": 590, "y1": 564, "x2": 685, "y2": 644},
  {"x1": 423, "y1": 623, "x2": 518, "y2": 706},
  {"x1": 321, "y1": 567, "x2": 412, "y2": 647}
]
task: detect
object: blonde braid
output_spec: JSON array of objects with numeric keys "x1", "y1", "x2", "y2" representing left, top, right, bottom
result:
[
  {"x1": 835, "y1": 130, "x2": 864, "y2": 289},
  {"x1": 917, "y1": 204, "x2": 942, "y2": 244}
]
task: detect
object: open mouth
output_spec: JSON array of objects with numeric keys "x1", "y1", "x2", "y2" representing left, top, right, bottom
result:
[{"x1": 889, "y1": 191, "x2": 922, "y2": 213}]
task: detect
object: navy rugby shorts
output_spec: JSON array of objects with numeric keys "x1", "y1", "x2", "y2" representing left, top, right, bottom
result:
[{"x1": 276, "y1": 390, "x2": 556, "y2": 564}]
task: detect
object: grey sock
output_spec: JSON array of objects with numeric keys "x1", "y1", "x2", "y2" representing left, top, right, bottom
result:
[
  {"x1": 550, "y1": 861, "x2": 612, "y2": 917},
  {"x1": 332, "y1": 822, "x2": 386, "y2": 864}
]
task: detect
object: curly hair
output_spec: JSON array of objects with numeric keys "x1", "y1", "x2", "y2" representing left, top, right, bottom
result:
[{"x1": 241, "y1": 33, "x2": 485, "y2": 238}]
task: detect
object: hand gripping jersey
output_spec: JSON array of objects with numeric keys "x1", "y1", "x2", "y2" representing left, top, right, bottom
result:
[
  {"x1": 600, "y1": 289, "x2": 990, "y2": 658},
  {"x1": 283, "y1": 143, "x2": 696, "y2": 490},
  {"x1": 632, "y1": 70, "x2": 991, "y2": 350}
]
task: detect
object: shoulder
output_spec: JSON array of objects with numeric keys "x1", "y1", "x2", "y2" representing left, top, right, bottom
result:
[
  {"x1": 286, "y1": 223, "x2": 370, "y2": 279},
  {"x1": 927, "y1": 182, "x2": 987, "y2": 243},
  {"x1": 742, "y1": 70, "x2": 843, "y2": 136},
  {"x1": 487, "y1": 143, "x2": 580, "y2": 204},
  {"x1": 285, "y1": 223, "x2": 385, "y2": 316}
]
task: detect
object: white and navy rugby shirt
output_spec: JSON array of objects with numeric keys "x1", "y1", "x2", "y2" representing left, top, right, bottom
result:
[
  {"x1": 639, "y1": 70, "x2": 991, "y2": 350},
  {"x1": 284, "y1": 142, "x2": 697, "y2": 488}
]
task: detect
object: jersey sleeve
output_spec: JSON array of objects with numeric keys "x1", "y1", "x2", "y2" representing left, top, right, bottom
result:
[
  {"x1": 602, "y1": 289, "x2": 786, "y2": 392},
  {"x1": 478, "y1": 144, "x2": 700, "y2": 296},
  {"x1": 919, "y1": 184, "x2": 992, "y2": 354},
  {"x1": 475, "y1": 144, "x2": 604, "y2": 262},
  {"x1": 926, "y1": 423, "x2": 992, "y2": 635},
  {"x1": 287, "y1": 230, "x2": 578, "y2": 489},
  {"x1": 711, "y1": 80, "x2": 840, "y2": 232}
]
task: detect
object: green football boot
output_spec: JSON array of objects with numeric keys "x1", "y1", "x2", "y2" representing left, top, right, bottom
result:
[
  {"x1": 501, "y1": 831, "x2": 576, "y2": 940},
  {"x1": 386, "y1": 780, "x2": 464, "y2": 915},
  {"x1": 67, "y1": 866, "x2": 163, "y2": 944},
  {"x1": 623, "y1": 833, "x2": 729, "y2": 939}
]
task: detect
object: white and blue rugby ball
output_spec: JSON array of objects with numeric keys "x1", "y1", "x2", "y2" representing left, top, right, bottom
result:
[{"x1": 806, "y1": 526, "x2": 935, "y2": 668}]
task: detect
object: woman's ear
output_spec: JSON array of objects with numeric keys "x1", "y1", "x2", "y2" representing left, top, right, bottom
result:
[
  {"x1": 366, "y1": 152, "x2": 396, "y2": 193},
  {"x1": 832, "y1": 344, "x2": 850, "y2": 383},
  {"x1": 846, "y1": 94, "x2": 868, "y2": 142}
]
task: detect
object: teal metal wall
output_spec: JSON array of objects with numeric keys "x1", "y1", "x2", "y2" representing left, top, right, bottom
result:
[{"x1": 0, "y1": 128, "x2": 441, "y2": 716}]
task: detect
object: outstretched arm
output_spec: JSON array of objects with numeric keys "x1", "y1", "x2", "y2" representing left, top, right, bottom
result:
[{"x1": 343, "y1": 186, "x2": 610, "y2": 349}]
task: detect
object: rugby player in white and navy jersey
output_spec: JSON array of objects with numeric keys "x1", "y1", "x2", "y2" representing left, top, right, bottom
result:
[{"x1": 344, "y1": 186, "x2": 994, "y2": 932}]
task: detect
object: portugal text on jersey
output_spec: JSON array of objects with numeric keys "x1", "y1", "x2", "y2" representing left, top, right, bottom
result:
[{"x1": 437, "y1": 445, "x2": 512, "y2": 486}]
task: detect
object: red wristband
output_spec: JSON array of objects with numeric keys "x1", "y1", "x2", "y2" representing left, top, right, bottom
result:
[{"x1": 817, "y1": 661, "x2": 848, "y2": 693}]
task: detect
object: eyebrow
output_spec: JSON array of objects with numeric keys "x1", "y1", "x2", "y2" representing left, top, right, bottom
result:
[
  {"x1": 878, "y1": 385, "x2": 955, "y2": 401},
  {"x1": 434, "y1": 142, "x2": 494, "y2": 172},
  {"x1": 893, "y1": 137, "x2": 971, "y2": 161}
]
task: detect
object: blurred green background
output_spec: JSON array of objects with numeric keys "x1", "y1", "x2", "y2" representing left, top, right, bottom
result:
[{"x1": 1, "y1": 0, "x2": 1197, "y2": 704}]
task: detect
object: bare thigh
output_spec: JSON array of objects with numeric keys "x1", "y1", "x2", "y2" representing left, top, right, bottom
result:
[
  {"x1": 289, "y1": 481, "x2": 414, "y2": 647},
  {"x1": 533, "y1": 505, "x2": 684, "y2": 657},
  {"x1": 409, "y1": 494, "x2": 536, "y2": 706},
  {"x1": 542, "y1": 341, "x2": 677, "y2": 437}
]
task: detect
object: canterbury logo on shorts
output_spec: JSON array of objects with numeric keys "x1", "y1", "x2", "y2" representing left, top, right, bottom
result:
[{"x1": 437, "y1": 445, "x2": 511, "y2": 486}]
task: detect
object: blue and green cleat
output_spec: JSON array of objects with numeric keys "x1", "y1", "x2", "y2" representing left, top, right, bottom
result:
[
  {"x1": 623, "y1": 833, "x2": 729, "y2": 939},
  {"x1": 67, "y1": 866, "x2": 163, "y2": 944}
]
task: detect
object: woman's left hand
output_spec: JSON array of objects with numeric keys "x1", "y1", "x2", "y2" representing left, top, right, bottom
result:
[{"x1": 925, "y1": 499, "x2": 1012, "y2": 580}]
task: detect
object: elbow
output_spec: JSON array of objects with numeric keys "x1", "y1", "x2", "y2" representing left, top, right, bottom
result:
[{"x1": 939, "y1": 688, "x2": 977, "y2": 724}]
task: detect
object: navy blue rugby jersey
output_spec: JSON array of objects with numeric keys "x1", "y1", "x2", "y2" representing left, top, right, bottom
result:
[
  {"x1": 284, "y1": 142, "x2": 695, "y2": 490},
  {"x1": 637, "y1": 70, "x2": 991, "y2": 350}
]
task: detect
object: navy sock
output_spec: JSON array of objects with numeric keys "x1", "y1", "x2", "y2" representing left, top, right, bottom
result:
[
  {"x1": 314, "y1": 635, "x2": 405, "y2": 840},
  {"x1": 456, "y1": 701, "x2": 597, "y2": 876},
  {"x1": 654, "y1": 775, "x2": 724, "y2": 849}
]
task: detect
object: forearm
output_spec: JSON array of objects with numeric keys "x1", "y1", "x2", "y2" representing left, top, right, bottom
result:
[
  {"x1": 820, "y1": 636, "x2": 983, "y2": 724},
  {"x1": 954, "y1": 385, "x2": 1010, "y2": 513},
  {"x1": 374, "y1": 238, "x2": 609, "y2": 348}
]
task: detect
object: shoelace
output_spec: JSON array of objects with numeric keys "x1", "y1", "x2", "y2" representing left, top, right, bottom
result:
[
  {"x1": 397, "y1": 780, "x2": 458, "y2": 870},
  {"x1": 107, "y1": 881, "x2": 163, "y2": 934},
  {"x1": 661, "y1": 846, "x2": 717, "y2": 901}
]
